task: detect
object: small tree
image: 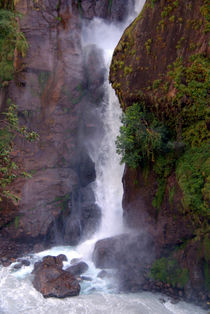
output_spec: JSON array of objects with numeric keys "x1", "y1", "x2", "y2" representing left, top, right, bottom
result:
[{"x1": 116, "y1": 103, "x2": 167, "y2": 168}]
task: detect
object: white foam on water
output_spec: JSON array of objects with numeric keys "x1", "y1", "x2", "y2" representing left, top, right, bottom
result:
[{"x1": 0, "y1": 264, "x2": 207, "y2": 314}]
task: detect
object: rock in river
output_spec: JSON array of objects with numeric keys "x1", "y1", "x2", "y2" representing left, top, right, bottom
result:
[{"x1": 32, "y1": 255, "x2": 80, "y2": 298}]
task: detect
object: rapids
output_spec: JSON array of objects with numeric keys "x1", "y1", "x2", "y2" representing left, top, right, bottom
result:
[{"x1": 0, "y1": 246, "x2": 207, "y2": 314}]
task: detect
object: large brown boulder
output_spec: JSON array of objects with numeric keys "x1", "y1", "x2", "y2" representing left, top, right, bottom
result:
[{"x1": 32, "y1": 255, "x2": 80, "y2": 298}]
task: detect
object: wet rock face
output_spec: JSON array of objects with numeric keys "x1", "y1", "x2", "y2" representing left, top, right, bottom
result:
[
  {"x1": 0, "y1": 0, "x2": 132, "y2": 253},
  {"x1": 121, "y1": 167, "x2": 194, "y2": 249},
  {"x1": 32, "y1": 255, "x2": 80, "y2": 298},
  {"x1": 93, "y1": 233, "x2": 155, "y2": 268},
  {"x1": 1, "y1": 0, "x2": 83, "y2": 246},
  {"x1": 80, "y1": 0, "x2": 132, "y2": 21},
  {"x1": 92, "y1": 232, "x2": 155, "y2": 290}
]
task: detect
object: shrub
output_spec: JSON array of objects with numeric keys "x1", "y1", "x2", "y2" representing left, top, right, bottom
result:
[
  {"x1": 176, "y1": 144, "x2": 209, "y2": 219},
  {"x1": 116, "y1": 103, "x2": 168, "y2": 168},
  {"x1": 0, "y1": 101, "x2": 38, "y2": 203},
  {"x1": 150, "y1": 257, "x2": 189, "y2": 288},
  {"x1": 0, "y1": 5, "x2": 28, "y2": 82}
]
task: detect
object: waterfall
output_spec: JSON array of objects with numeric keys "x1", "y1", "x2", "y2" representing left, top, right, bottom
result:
[
  {"x1": 0, "y1": 1, "x2": 207, "y2": 313},
  {"x1": 79, "y1": 0, "x2": 147, "y2": 248},
  {"x1": 82, "y1": 22, "x2": 125, "y2": 240}
]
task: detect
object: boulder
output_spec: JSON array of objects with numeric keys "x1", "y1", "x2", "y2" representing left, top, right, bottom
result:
[
  {"x1": 32, "y1": 255, "x2": 80, "y2": 298},
  {"x1": 66, "y1": 261, "x2": 89, "y2": 276},
  {"x1": 70, "y1": 258, "x2": 81, "y2": 265},
  {"x1": 81, "y1": 276, "x2": 92, "y2": 281},
  {"x1": 93, "y1": 233, "x2": 154, "y2": 268},
  {"x1": 21, "y1": 259, "x2": 30, "y2": 266},
  {"x1": 97, "y1": 270, "x2": 109, "y2": 279},
  {"x1": 92, "y1": 232, "x2": 155, "y2": 291},
  {"x1": 56, "y1": 254, "x2": 68, "y2": 263}
]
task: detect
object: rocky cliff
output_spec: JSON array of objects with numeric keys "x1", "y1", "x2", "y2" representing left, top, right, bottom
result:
[
  {"x1": 110, "y1": 0, "x2": 209, "y2": 305},
  {"x1": 0, "y1": 0, "x2": 132, "y2": 260}
]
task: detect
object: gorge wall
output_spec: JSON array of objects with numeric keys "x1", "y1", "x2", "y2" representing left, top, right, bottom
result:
[
  {"x1": 0, "y1": 0, "x2": 132, "y2": 259},
  {"x1": 110, "y1": 0, "x2": 209, "y2": 303}
]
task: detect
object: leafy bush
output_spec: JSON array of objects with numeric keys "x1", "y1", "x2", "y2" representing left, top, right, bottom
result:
[
  {"x1": 0, "y1": 101, "x2": 38, "y2": 203},
  {"x1": 168, "y1": 55, "x2": 209, "y2": 147},
  {"x1": 176, "y1": 144, "x2": 209, "y2": 218},
  {"x1": 116, "y1": 103, "x2": 168, "y2": 168},
  {"x1": 0, "y1": 4, "x2": 28, "y2": 82},
  {"x1": 150, "y1": 257, "x2": 189, "y2": 288}
]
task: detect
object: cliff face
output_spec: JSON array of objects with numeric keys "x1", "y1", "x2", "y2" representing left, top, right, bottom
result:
[
  {"x1": 0, "y1": 0, "x2": 131, "y2": 259},
  {"x1": 110, "y1": 0, "x2": 209, "y2": 300}
]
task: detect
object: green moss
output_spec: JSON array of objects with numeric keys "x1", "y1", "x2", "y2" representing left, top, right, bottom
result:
[
  {"x1": 153, "y1": 153, "x2": 176, "y2": 178},
  {"x1": 167, "y1": 54, "x2": 209, "y2": 147},
  {"x1": 162, "y1": 82, "x2": 169, "y2": 92},
  {"x1": 169, "y1": 15, "x2": 175, "y2": 23},
  {"x1": 189, "y1": 42, "x2": 197, "y2": 51},
  {"x1": 144, "y1": 39, "x2": 152, "y2": 54},
  {"x1": 169, "y1": 186, "x2": 176, "y2": 205},
  {"x1": 150, "y1": 257, "x2": 189, "y2": 288},
  {"x1": 124, "y1": 66, "x2": 133, "y2": 75},
  {"x1": 176, "y1": 36, "x2": 185, "y2": 49},
  {"x1": 152, "y1": 178, "x2": 166, "y2": 211},
  {"x1": 118, "y1": 61, "x2": 124, "y2": 69},
  {"x1": 200, "y1": 0, "x2": 210, "y2": 33},
  {"x1": 152, "y1": 79, "x2": 162, "y2": 89},
  {"x1": 203, "y1": 261, "x2": 210, "y2": 291},
  {"x1": 176, "y1": 145, "x2": 209, "y2": 219},
  {"x1": 161, "y1": 5, "x2": 173, "y2": 18}
]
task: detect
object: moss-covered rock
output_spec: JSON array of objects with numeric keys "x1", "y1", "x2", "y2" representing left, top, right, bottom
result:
[{"x1": 110, "y1": 0, "x2": 210, "y2": 303}]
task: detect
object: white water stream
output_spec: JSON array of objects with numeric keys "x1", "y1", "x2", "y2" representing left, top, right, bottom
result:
[{"x1": 0, "y1": 1, "x2": 207, "y2": 313}]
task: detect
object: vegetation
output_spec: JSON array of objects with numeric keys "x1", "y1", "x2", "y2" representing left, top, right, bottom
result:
[
  {"x1": 116, "y1": 53, "x2": 210, "y2": 219},
  {"x1": 0, "y1": 101, "x2": 38, "y2": 204},
  {"x1": 116, "y1": 103, "x2": 168, "y2": 168},
  {"x1": 0, "y1": 0, "x2": 28, "y2": 83},
  {"x1": 176, "y1": 144, "x2": 209, "y2": 220},
  {"x1": 167, "y1": 55, "x2": 209, "y2": 147},
  {"x1": 150, "y1": 257, "x2": 189, "y2": 288}
]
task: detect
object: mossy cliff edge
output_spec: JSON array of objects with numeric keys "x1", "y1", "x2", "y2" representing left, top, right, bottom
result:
[{"x1": 110, "y1": 0, "x2": 209, "y2": 303}]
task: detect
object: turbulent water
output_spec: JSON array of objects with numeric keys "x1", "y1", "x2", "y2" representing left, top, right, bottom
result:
[
  {"x1": 0, "y1": 1, "x2": 207, "y2": 313},
  {"x1": 0, "y1": 246, "x2": 207, "y2": 314}
]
